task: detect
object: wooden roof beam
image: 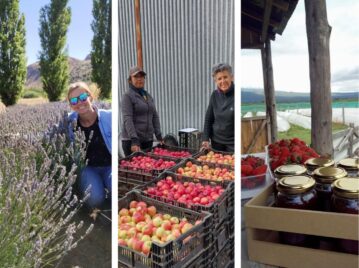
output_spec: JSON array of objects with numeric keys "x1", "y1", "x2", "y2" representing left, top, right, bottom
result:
[
  {"x1": 272, "y1": 0, "x2": 290, "y2": 12},
  {"x1": 242, "y1": 7, "x2": 280, "y2": 28},
  {"x1": 261, "y1": 0, "x2": 273, "y2": 42}
]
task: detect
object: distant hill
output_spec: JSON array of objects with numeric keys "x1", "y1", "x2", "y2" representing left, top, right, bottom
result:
[
  {"x1": 26, "y1": 56, "x2": 92, "y2": 89},
  {"x1": 241, "y1": 87, "x2": 359, "y2": 103}
]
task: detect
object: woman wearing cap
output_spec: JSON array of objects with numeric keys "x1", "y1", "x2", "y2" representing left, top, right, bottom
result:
[
  {"x1": 201, "y1": 63, "x2": 234, "y2": 152},
  {"x1": 67, "y1": 81, "x2": 112, "y2": 209},
  {"x1": 121, "y1": 66, "x2": 163, "y2": 156}
]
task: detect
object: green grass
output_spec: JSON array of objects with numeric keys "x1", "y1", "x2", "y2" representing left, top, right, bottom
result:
[{"x1": 278, "y1": 122, "x2": 348, "y2": 145}]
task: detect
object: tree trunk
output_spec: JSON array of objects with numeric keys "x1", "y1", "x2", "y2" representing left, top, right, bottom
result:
[
  {"x1": 261, "y1": 39, "x2": 277, "y2": 143},
  {"x1": 305, "y1": 0, "x2": 333, "y2": 156}
]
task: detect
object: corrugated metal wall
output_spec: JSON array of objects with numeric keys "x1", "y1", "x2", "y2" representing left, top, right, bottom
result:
[{"x1": 118, "y1": 0, "x2": 234, "y2": 139}]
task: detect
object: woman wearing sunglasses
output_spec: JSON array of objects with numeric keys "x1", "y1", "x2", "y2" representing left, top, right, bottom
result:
[
  {"x1": 67, "y1": 81, "x2": 112, "y2": 209},
  {"x1": 121, "y1": 66, "x2": 163, "y2": 156}
]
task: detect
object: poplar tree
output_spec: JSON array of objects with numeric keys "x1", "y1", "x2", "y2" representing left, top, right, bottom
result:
[
  {"x1": 39, "y1": 0, "x2": 71, "y2": 101},
  {"x1": 91, "y1": 0, "x2": 111, "y2": 99},
  {"x1": 0, "y1": 0, "x2": 26, "y2": 106}
]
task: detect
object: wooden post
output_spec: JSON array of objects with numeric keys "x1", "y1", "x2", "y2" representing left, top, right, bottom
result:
[
  {"x1": 261, "y1": 39, "x2": 277, "y2": 143},
  {"x1": 305, "y1": 0, "x2": 333, "y2": 156},
  {"x1": 348, "y1": 123, "x2": 354, "y2": 157},
  {"x1": 134, "y1": 0, "x2": 143, "y2": 68},
  {"x1": 342, "y1": 107, "x2": 345, "y2": 124}
]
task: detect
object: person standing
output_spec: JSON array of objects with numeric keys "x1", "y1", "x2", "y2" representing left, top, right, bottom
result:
[
  {"x1": 121, "y1": 66, "x2": 163, "y2": 156},
  {"x1": 202, "y1": 63, "x2": 235, "y2": 152}
]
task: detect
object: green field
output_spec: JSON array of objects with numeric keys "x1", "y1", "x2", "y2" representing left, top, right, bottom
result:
[{"x1": 278, "y1": 122, "x2": 348, "y2": 145}]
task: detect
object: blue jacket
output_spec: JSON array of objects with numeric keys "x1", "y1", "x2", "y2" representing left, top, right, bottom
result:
[{"x1": 68, "y1": 108, "x2": 112, "y2": 154}]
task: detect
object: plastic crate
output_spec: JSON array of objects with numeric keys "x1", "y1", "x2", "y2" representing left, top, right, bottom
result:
[
  {"x1": 194, "y1": 149, "x2": 234, "y2": 169},
  {"x1": 136, "y1": 171, "x2": 234, "y2": 228},
  {"x1": 119, "y1": 152, "x2": 181, "y2": 183},
  {"x1": 183, "y1": 242, "x2": 215, "y2": 268},
  {"x1": 118, "y1": 176, "x2": 145, "y2": 197},
  {"x1": 169, "y1": 158, "x2": 235, "y2": 182},
  {"x1": 118, "y1": 191, "x2": 213, "y2": 268},
  {"x1": 150, "y1": 144, "x2": 199, "y2": 160},
  {"x1": 178, "y1": 130, "x2": 203, "y2": 150},
  {"x1": 210, "y1": 236, "x2": 234, "y2": 268}
]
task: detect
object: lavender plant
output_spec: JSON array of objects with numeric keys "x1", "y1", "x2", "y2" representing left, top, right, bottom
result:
[{"x1": 0, "y1": 100, "x2": 110, "y2": 267}]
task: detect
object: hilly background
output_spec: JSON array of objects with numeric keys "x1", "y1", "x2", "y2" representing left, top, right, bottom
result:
[
  {"x1": 26, "y1": 55, "x2": 92, "y2": 89},
  {"x1": 242, "y1": 88, "x2": 359, "y2": 103}
]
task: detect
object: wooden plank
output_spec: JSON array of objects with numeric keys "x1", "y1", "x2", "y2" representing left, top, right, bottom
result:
[
  {"x1": 272, "y1": 0, "x2": 290, "y2": 11},
  {"x1": 241, "y1": 117, "x2": 270, "y2": 153},
  {"x1": 332, "y1": 128, "x2": 350, "y2": 140},
  {"x1": 242, "y1": 6, "x2": 280, "y2": 27},
  {"x1": 261, "y1": 0, "x2": 273, "y2": 42},
  {"x1": 247, "y1": 119, "x2": 267, "y2": 154},
  {"x1": 305, "y1": 0, "x2": 333, "y2": 156},
  {"x1": 134, "y1": 0, "x2": 143, "y2": 68}
]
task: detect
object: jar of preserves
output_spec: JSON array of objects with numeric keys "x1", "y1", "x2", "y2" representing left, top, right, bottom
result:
[
  {"x1": 313, "y1": 167, "x2": 347, "y2": 211},
  {"x1": 274, "y1": 164, "x2": 307, "y2": 182},
  {"x1": 331, "y1": 178, "x2": 359, "y2": 254},
  {"x1": 304, "y1": 157, "x2": 335, "y2": 175},
  {"x1": 275, "y1": 176, "x2": 317, "y2": 246},
  {"x1": 337, "y1": 158, "x2": 359, "y2": 178}
]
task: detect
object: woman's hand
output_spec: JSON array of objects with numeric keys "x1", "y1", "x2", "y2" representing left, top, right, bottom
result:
[
  {"x1": 201, "y1": 141, "x2": 210, "y2": 150},
  {"x1": 131, "y1": 145, "x2": 140, "y2": 152}
]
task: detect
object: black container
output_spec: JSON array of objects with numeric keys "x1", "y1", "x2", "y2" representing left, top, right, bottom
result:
[
  {"x1": 136, "y1": 171, "x2": 234, "y2": 227},
  {"x1": 149, "y1": 144, "x2": 199, "y2": 160},
  {"x1": 118, "y1": 191, "x2": 213, "y2": 268},
  {"x1": 193, "y1": 148, "x2": 234, "y2": 170}
]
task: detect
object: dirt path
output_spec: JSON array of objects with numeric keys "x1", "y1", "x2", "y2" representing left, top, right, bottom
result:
[{"x1": 56, "y1": 205, "x2": 112, "y2": 268}]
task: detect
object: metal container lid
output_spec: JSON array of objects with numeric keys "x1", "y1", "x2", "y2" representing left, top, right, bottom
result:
[
  {"x1": 277, "y1": 176, "x2": 316, "y2": 194},
  {"x1": 332, "y1": 178, "x2": 359, "y2": 199},
  {"x1": 337, "y1": 158, "x2": 359, "y2": 170},
  {"x1": 313, "y1": 167, "x2": 347, "y2": 183},
  {"x1": 274, "y1": 164, "x2": 307, "y2": 175},
  {"x1": 305, "y1": 157, "x2": 335, "y2": 168}
]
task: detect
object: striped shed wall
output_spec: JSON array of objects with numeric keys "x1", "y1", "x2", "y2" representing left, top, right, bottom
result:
[{"x1": 118, "y1": 0, "x2": 234, "y2": 139}]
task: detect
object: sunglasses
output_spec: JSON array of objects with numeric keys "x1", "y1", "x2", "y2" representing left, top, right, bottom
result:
[{"x1": 69, "y1": 92, "x2": 89, "y2": 105}]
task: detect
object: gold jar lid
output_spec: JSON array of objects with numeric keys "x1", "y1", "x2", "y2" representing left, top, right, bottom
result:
[
  {"x1": 305, "y1": 157, "x2": 335, "y2": 168},
  {"x1": 337, "y1": 158, "x2": 359, "y2": 170},
  {"x1": 332, "y1": 178, "x2": 359, "y2": 199},
  {"x1": 277, "y1": 176, "x2": 316, "y2": 194},
  {"x1": 313, "y1": 167, "x2": 347, "y2": 183},
  {"x1": 274, "y1": 164, "x2": 307, "y2": 175}
]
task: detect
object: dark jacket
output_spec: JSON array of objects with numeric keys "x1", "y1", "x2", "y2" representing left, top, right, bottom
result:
[
  {"x1": 203, "y1": 83, "x2": 234, "y2": 145},
  {"x1": 121, "y1": 84, "x2": 162, "y2": 145}
]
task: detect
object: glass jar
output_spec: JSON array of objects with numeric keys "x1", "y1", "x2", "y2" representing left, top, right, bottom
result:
[
  {"x1": 275, "y1": 176, "x2": 317, "y2": 246},
  {"x1": 331, "y1": 178, "x2": 359, "y2": 254},
  {"x1": 274, "y1": 164, "x2": 307, "y2": 183},
  {"x1": 304, "y1": 157, "x2": 335, "y2": 175},
  {"x1": 337, "y1": 158, "x2": 359, "y2": 178},
  {"x1": 313, "y1": 167, "x2": 347, "y2": 211}
]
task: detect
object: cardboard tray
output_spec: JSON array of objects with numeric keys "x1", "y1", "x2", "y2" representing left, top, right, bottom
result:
[{"x1": 244, "y1": 183, "x2": 359, "y2": 268}]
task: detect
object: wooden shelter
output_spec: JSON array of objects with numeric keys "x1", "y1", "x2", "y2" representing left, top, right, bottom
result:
[
  {"x1": 242, "y1": 0, "x2": 333, "y2": 156},
  {"x1": 242, "y1": 0, "x2": 299, "y2": 146}
]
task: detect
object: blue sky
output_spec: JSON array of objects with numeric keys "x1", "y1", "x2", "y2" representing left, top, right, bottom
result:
[
  {"x1": 19, "y1": 0, "x2": 93, "y2": 65},
  {"x1": 241, "y1": 0, "x2": 359, "y2": 92}
]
